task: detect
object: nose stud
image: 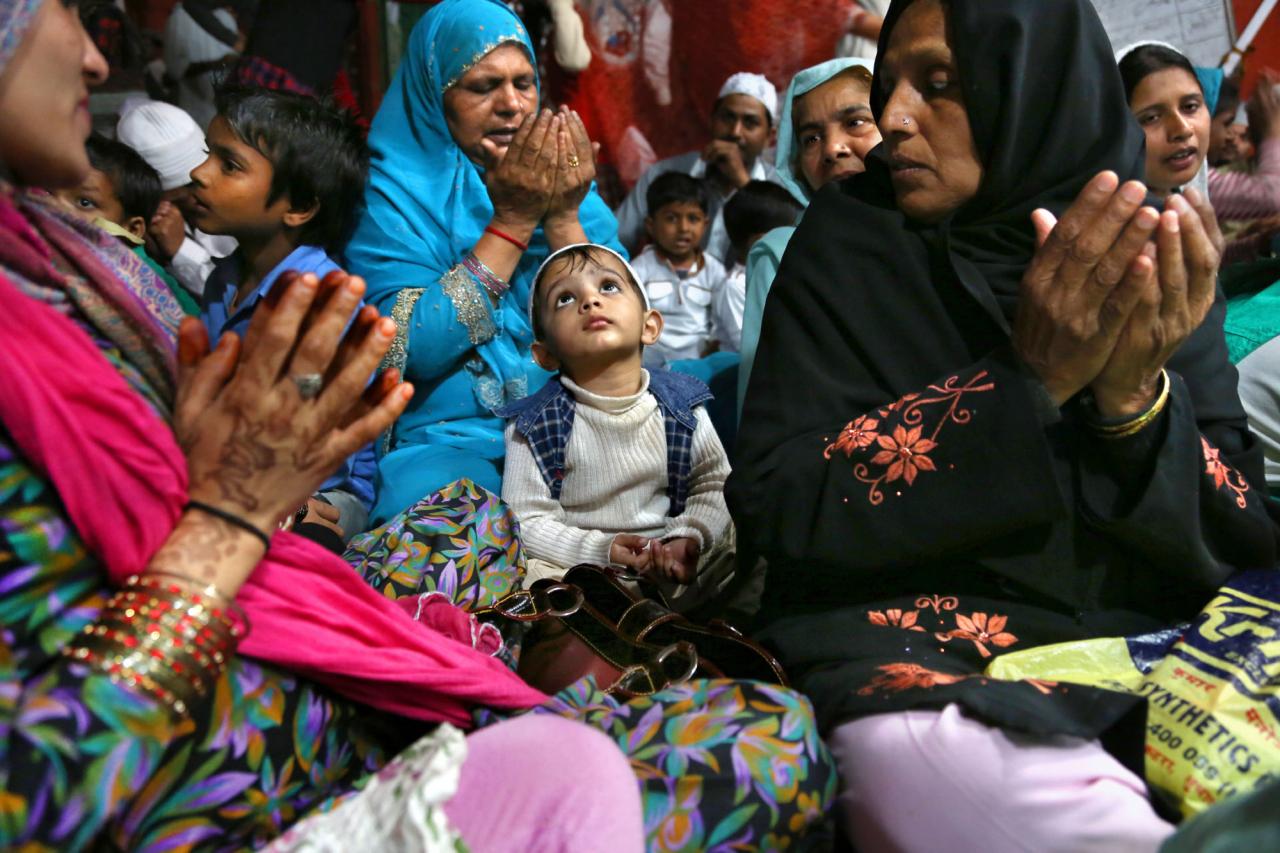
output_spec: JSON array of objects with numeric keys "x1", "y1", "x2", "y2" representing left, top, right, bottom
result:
[{"x1": 902, "y1": 116, "x2": 911, "y2": 128}]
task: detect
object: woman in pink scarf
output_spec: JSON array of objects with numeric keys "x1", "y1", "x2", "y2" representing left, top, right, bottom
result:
[{"x1": 0, "y1": 1, "x2": 644, "y2": 849}]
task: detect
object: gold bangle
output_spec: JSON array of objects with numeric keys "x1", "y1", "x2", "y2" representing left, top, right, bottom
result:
[
  {"x1": 1093, "y1": 370, "x2": 1171, "y2": 439},
  {"x1": 64, "y1": 573, "x2": 247, "y2": 717},
  {"x1": 65, "y1": 642, "x2": 191, "y2": 717}
]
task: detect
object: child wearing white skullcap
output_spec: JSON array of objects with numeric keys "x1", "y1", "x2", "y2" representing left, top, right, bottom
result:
[
  {"x1": 116, "y1": 101, "x2": 236, "y2": 297},
  {"x1": 500, "y1": 243, "x2": 735, "y2": 613}
]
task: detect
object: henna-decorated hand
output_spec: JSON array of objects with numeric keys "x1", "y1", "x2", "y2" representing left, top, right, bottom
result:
[{"x1": 174, "y1": 270, "x2": 413, "y2": 541}]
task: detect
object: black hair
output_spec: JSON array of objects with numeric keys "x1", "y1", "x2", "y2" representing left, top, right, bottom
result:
[
  {"x1": 723, "y1": 180, "x2": 802, "y2": 252},
  {"x1": 645, "y1": 172, "x2": 710, "y2": 217},
  {"x1": 530, "y1": 245, "x2": 644, "y2": 343},
  {"x1": 1118, "y1": 44, "x2": 1202, "y2": 104},
  {"x1": 214, "y1": 84, "x2": 368, "y2": 253},
  {"x1": 85, "y1": 134, "x2": 163, "y2": 221},
  {"x1": 78, "y1": 0, "x2": 149, "y2": 72},
  {"x1": 1216, "y1": 78, "x2": 1240, "y2": 119}
]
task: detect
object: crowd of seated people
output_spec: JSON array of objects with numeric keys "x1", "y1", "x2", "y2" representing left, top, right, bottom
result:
[{"x1": 4, "y1": 0, "x2": 1280, "y2": 850}]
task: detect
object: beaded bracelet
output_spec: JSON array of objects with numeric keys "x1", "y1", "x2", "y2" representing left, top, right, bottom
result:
[
  {"x1": 1091, "y1": 369, "x2": 1171, "y2": 440},
  {"x1": 64, "y1": 572, "x2": 246, "y2": 717},
  {"x1": 463, "y1": 252, "x2": 510, "y2": 300}
]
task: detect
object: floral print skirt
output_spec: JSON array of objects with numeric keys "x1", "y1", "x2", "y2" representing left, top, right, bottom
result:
[{"x1": 348, "y1": 479, "x2": 838, "y2": 852}]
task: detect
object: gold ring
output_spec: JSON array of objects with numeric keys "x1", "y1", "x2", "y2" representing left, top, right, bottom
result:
[{"x1": 567, "y1": 154, "x2": 581, "y2": 168}]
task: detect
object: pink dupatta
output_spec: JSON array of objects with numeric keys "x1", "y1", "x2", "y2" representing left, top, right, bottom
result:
[{"x1": 0, "y1": 189, "x2": 546, "y2": 727}]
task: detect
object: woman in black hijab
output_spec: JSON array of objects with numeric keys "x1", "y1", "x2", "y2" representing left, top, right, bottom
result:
[{"x1": 728, "y1": 0, "x2": 1278, "y2": 847}]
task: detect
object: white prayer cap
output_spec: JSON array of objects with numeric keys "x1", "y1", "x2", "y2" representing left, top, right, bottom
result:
[
  {"x1": 116, "y1": 101, "x2": 207, "y2": 191},
  {"x1": 717, "y1": 72, "x2": 779, "y2": 122},
  {"x1": 530, "y1": 243, "x2": 650, "y2": 322}
]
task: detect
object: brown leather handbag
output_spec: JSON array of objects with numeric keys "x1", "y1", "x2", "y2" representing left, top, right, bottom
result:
[
  {"x1": 480, "y1": 564, "x2": 787, "y2": 698},
  {"x1": 479, "y1": 580, "x2": 699, "y2": 697}
]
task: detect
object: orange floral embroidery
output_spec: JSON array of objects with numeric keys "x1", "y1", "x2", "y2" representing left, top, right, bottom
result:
[
  {"x1": 857, "y1": 663, "x2": 966, "y2": 695},
  {"x1": 825, "y1": 372, "x2": 995, "y2": 504},
  {"x1": 870, "y1": 425, "x2": 937, "y2": 485},
  {"x1": 1019, "y1": 678, "x2": 1059, "y2": 696},
  {"x1": 915, "y1": 594, "x2": 959, "y2": 614},
  {"x1": 857, "y1": 663, "x2": 1059, "y2": 697},
  {"x1": 935, "y1": 611, "x2": 1019, "y2": 658},
  {"x1": 867, "y1": 608, "x2": 926, "y2": 631},
  {"x1": 825, "y1": 415, "x2": 880, "y2": 457},
  {"x1": 1202, "y1": 436, "x2": 1250, "y2": 509}
]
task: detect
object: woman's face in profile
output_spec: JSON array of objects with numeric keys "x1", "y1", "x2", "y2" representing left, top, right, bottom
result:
[
  {"x1": 875, "y1": 0, "x2": 983, "y2": 223},
  {"x1": 1130, "y1": 67, "x2": 1210, "y2": 194},
  {"x1": 0, "y1": 0, "x2": 108, "y2": 188},
  {"x1": 443, "y1": 42, "x2": 539, "y2": 169}
]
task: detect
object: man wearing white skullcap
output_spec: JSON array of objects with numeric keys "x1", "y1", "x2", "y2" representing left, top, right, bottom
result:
[
  {"x1": 117, "y1": 100, "x2": 236, "y2": 298},
  {"x1": 616, "y1": 71, "x2": 782, "y2": 265}
]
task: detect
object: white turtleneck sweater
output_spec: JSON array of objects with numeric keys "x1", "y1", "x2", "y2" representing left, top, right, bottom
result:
[{"x1": 502, "y1": 371, "x2": 732, "y2": 575}]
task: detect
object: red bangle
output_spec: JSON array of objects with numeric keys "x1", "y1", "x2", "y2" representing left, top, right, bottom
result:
[{"x1": 485, "y1": 225, "x2": 529, "y2": 252}]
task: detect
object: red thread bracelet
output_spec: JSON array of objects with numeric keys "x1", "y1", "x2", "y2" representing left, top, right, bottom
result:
[{"x1": 485, "y1": 225, "x2": 529, "y2": 252}]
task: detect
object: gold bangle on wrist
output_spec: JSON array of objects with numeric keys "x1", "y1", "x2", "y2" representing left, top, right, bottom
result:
[
  {"x1": 64, "y1": 572, "x2": 247, "y2": 717},
  {"x1": 1092, "y1": 369, "x2": 1171, "y2": 440}
]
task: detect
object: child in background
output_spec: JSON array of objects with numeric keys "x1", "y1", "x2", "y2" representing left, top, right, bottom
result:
[
  {"x1": 500, "y1": 244, "x2": 735, "y2": 612},
  {"x1": 116, "y1": 99, "x2": 238, "y2": 298},
  {"x1": 716, "y1": 180, "x2": 803, "y2": 352},
  {"x1": 631, "y1": 172, "x2": 727, "y2": 366},
  {"x1": 53, "y1": 134, "x2": 200, "y2": 315},
  {"x1": 190, "y1": 85, "x2": 375, "y2": 547}
]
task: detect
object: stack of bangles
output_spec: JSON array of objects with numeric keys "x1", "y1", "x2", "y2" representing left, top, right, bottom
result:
[
  {"x1": 1091, "y1": 369, "x2": 1171, "y2": 439},
  {"x1": 63, "y1": 572, "x2": 248, "y2": 717},
  {"x1": 463, "y1": 251, "x2": 509, "y2": 301}
]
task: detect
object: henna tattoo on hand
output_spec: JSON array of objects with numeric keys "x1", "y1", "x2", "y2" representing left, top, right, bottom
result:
[{"x1": 149, "y1": 511, "x2": 265, "y2": 592}]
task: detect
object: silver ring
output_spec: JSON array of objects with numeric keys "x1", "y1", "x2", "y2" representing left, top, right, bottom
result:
[{"x1": 291, "y1": 372, "x2": 324, "y2": 400}]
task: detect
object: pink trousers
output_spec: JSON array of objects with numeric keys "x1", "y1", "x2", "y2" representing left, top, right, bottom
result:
[
  {"x1": 444, "y1": 714, "x2": 645, "y2": 852},
  {"x1": 828, "y1": 704, "x2": 1174, "y2": 853}
]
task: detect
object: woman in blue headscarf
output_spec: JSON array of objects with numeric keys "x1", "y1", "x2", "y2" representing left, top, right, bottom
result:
[
  {"x1": 738, "y1": 58, "x2": 878, "y2": 415},
  {"x1": 346, "y1": 0, "x2": 625, "y2": 525},
  {"x1": 342, "y1": 4, "x2": 838, "y2": 848}
]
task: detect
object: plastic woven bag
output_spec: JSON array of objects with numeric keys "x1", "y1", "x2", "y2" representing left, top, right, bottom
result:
[{"x1": 988, "y1": 570, "x2": 1280, "y2": 819}]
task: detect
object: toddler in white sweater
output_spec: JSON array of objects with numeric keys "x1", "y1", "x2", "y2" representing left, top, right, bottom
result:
[{"x1": 499, "y1": 244, "x2": 734, "y2": 607}]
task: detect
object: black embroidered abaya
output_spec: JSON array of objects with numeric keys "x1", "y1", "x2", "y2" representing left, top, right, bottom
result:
[{"x1": 727, "y1": 0, "x2": 1280, "y2": 739}]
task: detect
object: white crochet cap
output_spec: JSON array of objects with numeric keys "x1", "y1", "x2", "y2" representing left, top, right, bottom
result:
[
  {"x1": 116, "y1": 101, "x2": 207, "y2": 191},
  {"x1": 718, "y1": 72, "x2": 779, "y2": 122},
  {"x1": 529, "y1": 243, "x2": 650, "y2": 323}
]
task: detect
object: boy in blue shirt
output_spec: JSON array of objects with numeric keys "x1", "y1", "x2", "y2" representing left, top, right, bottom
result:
[{"x1": 192, "y1": 85, "x2": 374, "y2": 546}]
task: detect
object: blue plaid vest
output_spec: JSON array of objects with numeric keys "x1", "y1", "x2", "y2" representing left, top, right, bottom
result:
[{"x1": 497, "y1": 370, "x2": 713, "y2": 516}]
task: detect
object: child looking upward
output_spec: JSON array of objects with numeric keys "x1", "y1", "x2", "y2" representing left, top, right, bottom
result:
[
  {"x1": 500, "y1": 244, "x2": 734, "y2": 610},
  {"x1": 631, "y1": 172, "x2": 727, "y2": 366},
  {"x1": 53, "y1": 134, "x2": 199, "y2": 315},
  {"x1": 191, "y1": 85, "x2": 375, "y2": 546}
]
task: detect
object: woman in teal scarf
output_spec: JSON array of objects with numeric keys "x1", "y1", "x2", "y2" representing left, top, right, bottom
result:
[
  {"x1": 738, "y1": 58, "x2": 878, "y2": 414},
  {"x1": 341, "y1": 3, "x2": 837, "y2": 847},
  {"x1": 345, "y1": 0, "x2": 624, "y2": 525}
]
